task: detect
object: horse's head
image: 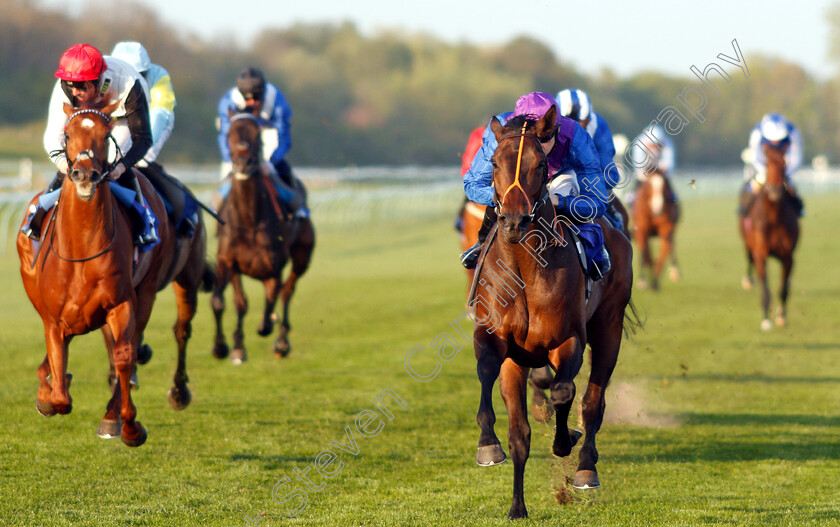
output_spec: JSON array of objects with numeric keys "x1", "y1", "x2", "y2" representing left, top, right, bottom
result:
[
  {"x1": 227, "y1": 112, "x2": 262, "y2": 180},
  {"x1": 762, "y1": 141, "x2": 787, "y2": 202},
  {"x1": 490, "y1": 106, "x2": 555, "y2": 243},
  {"x1": 62, "y1": 101, "x2": 118, "y2": 201}
]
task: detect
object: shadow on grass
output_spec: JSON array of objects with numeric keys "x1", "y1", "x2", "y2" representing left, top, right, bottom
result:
[
  {"x1": 231, "y1": 453, "x2": 313, "y2": 469},
  {"x1": 681, "y1": 412, "x2": 840, "y2": 427}
]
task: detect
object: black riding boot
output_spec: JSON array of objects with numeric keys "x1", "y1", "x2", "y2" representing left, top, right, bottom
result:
[
  {"x1": 23, "y1": 173, "x2": 64, "y2": 240},
  {"x1": 117, "y1": 170, "x2": 157, "y2": 244},
  {"x1": 460, "y1": 207, "x2": 497, "y2": 269}
]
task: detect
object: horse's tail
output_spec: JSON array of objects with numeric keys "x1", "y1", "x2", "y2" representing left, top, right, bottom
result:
[
  {"x1": 622, "y1": 298, "x2": 645, "y2": 338},
  {"x1": 200, "y1": 261, "x2": 216, "y2": 292}
]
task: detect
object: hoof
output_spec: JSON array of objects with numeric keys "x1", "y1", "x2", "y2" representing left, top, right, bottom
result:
[
  {"x1": 760, "y1": 319, "x2": 772, "y2": 331},
  {"x1": 212, "y1": 341, "x2": 229, "y2": 359},
  {"x1": 136, "y1": 343, "x2": 153, "y2": 365},
  {"x1": 531, "y1": 403, "x2": 554, "y2": 424},
  {"x1": 97, "y1": 419, "x2": 121, "y2": 439},
  {"x1": 231, "y1": 348, "x2": 247, "y2": 365},
  {"x1": 507, "y1": 505, "x2": 528, "y2": 520},
  {"x1": 167, "y1": 385, "x2": 192, "y2": 410},
  {"x1": 573, "y1": 469, "x2": 601, "y2": 490},
  {"x1": 274, "y1": 338, "x2": 291, "y2": 358},
  {"x1": 741, "y1": 275, "x2": 754, "y2": 290},
  {"x1": 121, "y1": 422, "x2": 148, "y2": 447},
  {"x1": 569, "y1": 428, "x2": 583, "y2": 447},
  {"x1": 36, "y1": 398, "x2": 56, "y2": 417},
  {"x1": 476, "y1": 444, "x2": 506, "y2": 466},
  {"x1": 257, "y1": 319, "x2": 273, "y2": 337},
  {"x1": 775, "y1": 316, "x2": 787, "y2": 327},
  {"x1": 669, "y1": 267, "x2": 681, "y2": 282}
]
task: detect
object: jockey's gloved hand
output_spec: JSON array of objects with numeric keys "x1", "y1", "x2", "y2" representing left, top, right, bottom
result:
[
  {"x1": 56, "y1": 157, "x2": 69, "y2": 175},
  {"x1": 110, "y1": 162, "x2": 126, "y2": 180}
]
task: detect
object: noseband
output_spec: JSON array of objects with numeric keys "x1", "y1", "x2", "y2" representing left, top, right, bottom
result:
[{"x1": 495, "y1": 125, "x2": 550, "y2": 220}]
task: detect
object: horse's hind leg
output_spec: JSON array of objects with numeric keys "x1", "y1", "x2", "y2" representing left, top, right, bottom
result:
[
  {"x1": 776, "y1": 254, "x2": 794, "y2": 327},
  {"x1": 528, "y1": 365, "x2": 554, "y2": 423},
  {"x1": 276, "y1": 219, "x2": 315, "y2": 357},
  {"x1": 499, "y1": 358, "x2": 531, "y2": 519},
  {"x1": 475, "y1": 337, "x2": 506, "y2": 466},
  {"x1": 168, "y1": 280, "x2": 197, "y2": 410},
  {"x1": 575, "y1": 310, "x2": 623, "y2": 489},
  {"x1": 549, "y1": 336, "x2": 584, "y2": 458}
]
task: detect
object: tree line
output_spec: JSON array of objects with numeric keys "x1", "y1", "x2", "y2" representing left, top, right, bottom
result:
[{"x1": 1, "y1": 0, "x2": 837, "y2": 168}]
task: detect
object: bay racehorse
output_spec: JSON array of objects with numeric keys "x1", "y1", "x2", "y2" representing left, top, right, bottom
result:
[
  {"x1": 17, "y1": 101, "x2": 212, "y2": 447},
  {"x1": 631, "y1": 168, "x2": 680, "y2": 290},
  {"x1": 212, "y1": 113, "x2": 315, "y2": 363},
  {"x1": 739, "y1": 143, "x2": 799, "y2": 330},
  {"x1": 470, "y1": 106, "x2": 636, "y2": 519}
]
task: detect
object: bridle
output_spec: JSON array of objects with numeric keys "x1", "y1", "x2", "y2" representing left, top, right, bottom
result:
[
  {"x1": 495, "y1": 124, "x2": 551, "y2": 221},
  {"x1": 64, "y1": 109, "x2": 119, "y2": 183}
]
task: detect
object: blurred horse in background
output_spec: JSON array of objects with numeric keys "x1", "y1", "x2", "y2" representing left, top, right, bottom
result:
[
  {"x1": 632, "y1": 169, "x2": 680, "y2": 290},
  {"x1": 212, "y1": 113, "x2": 315, "y2": 363},
  {"x1": 739, "y1": 143, "x2": 799, "y2": 330},
  {"x1": 17, "y1": 101, "x2": 211, "y2": 446}
]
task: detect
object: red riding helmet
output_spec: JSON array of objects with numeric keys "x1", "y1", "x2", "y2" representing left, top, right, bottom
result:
[{"x1": 55, "y1": 43, "x2": 105, "y2": 81}]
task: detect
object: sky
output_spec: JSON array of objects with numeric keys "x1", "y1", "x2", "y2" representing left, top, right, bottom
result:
[{"x1": 50, "y1": 0, "x2": 834, "y2": 80}]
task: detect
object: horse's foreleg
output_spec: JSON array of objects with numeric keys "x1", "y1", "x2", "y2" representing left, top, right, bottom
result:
[
  {"x1": 635, "y1": 231, "x2": 653, "y2": 289},
  {"x1": 654, "y1": 229, "x2": 675, "y2": 286},
  {"x1": 742, "y1": 246, "x2": 755, "y2": 290},
  {"x1": 754, "y1": 253, "x2": 772, "y2": 330},
  {"x1": 776, "y1": 255, "x2": 794, "y2": 327},
  {"x1": 211, "y1": 263, "x2": 232, "y2": 359},
  {"x1": 168, "y1": 281, "x2": 196, "y2": 410},
  {"x1": 231, "y1": 273, "x2": 248, "y2": 363},
  {"x1": 36, "y1": 353, "x2": 56, "y2": 417},
  {"x1": 499, "y1": 358, "x2": 531, "y2": 519},
  {"x1": 549, "y1": 336, "x2": 584, "y2": 458},
  {"x1": 97, "y1": 324, "x2": 122, "y2": 438},
  {"x1": 41, "y1": 324, "x2": 72, "y2": 416},
  {"x1": 475, "y1": 337, "x2": 505, "y2": 466},
  {"x1": 528, "y1": 365, "x2": 554, "y2": 423},
  {"x1": 107, "y1": 302, "x2": 146, "y2": 447},
  {"x1": 257, "y1": 276, "x2": 280, "y2": 337}
]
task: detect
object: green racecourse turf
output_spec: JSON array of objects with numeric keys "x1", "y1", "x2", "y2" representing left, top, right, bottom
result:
[{"x1": 0, "y1": 189, "x2": 839, "y2": 526}]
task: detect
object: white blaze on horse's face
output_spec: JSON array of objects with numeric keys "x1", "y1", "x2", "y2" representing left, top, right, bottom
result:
[{"x1": 81, "y1": 118, "x2": 95, "y2": 129}]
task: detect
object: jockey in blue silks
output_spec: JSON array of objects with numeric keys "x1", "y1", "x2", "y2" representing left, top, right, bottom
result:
[
  {"x1": 556, "y1": 88, "x2": 624, "y2": 232},
  {"x1": 461, "y1": 91, "x2": 611, "y2": 278},
  {"x1": 216, "y1": 67, "x2": 308, "y2": 218}
]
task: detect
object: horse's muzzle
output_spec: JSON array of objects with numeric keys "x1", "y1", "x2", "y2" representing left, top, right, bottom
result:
[{"x1": 498, "y1": 213, "x2": 532, "y2": 243}]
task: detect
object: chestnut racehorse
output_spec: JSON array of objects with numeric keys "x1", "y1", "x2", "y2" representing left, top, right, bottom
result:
[
  {"x1": 212, "y1": 113, "x2": 315, "y2": 363},
  {"x1": 470, "y1": 106, "x2": 635, "y2": 519},
  {"x1": 631, "y1": 169, "x2": 680, "y2": 290},
  {"x1": 17, "y1": 101, "x2": 211, "y2": 447},
  {"x1": 739, "y1": 143, "x2": 799, "y2": 330}
]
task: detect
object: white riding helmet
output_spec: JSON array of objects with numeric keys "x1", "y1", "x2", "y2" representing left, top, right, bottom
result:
[
  {"x1": 759, "y1": 113, "x2": 789, "y2": 142},
  {"x1": 110, "y1": 41, "x2": 151, "y2": 74},
  {"x1": 556, "y1": 89, "x2": 592, "y2": 122}
]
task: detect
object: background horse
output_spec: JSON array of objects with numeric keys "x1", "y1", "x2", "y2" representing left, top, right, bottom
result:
[
  {"x1": 459, "y1": 200, "x2": 486, "y2": 289},
  {"x1": 471, "y1": 107, "x2": 635, "y2": 519},
  {"x1": 17, "y1": 101, "x2": 211, "y2": 447},
  {"x1": 212, "y1": 114, "x2": 315, "y2": 363},
  {"x1": 631, "y1": 169, "x2": 680, "y2": 290},
  {"x1": 739, "y1": 143, "x2": 799, "y2": 330}
]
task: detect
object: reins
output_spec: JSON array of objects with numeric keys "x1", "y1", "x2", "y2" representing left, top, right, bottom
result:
[{"x1": 47, "y1": 194, "x2": 118, "y2": 263}]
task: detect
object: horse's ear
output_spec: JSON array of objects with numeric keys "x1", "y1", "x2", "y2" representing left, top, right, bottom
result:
[
  {"x1": 490, "y1": 116, "x2": 505, "y2": 142},
  {"x1": 101, "y1": 100, "x2": 120, "y2": 118},
  {"x1": 63, "y1": 103, "x2": 73, "y2": 117},
  {"x1": 536, "y1": 105, "x2": 557, "y2": 138}
]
